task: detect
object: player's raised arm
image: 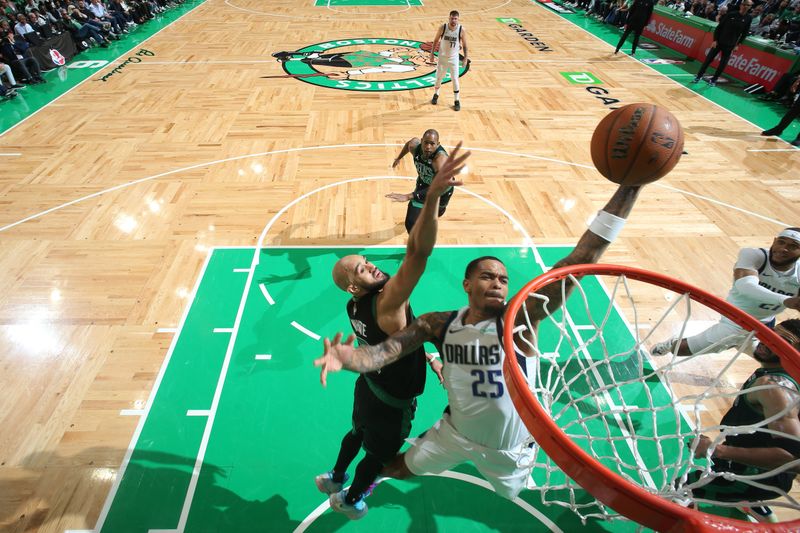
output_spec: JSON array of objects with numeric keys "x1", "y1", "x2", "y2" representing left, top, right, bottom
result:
[
  {"x1": 378, "y1": 143, "x2": 469, "y2": 314},
  {"x1": 315, "y1": 312, "x2": 452, "y2": 386},
  {"x1": 520, "y1": 184, "x2": 643, "y2": 330}
]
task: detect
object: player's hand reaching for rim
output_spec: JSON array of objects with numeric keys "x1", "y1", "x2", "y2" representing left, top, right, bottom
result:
[
  {"x1": 314, "y1": 332, "x2": 356, "y2": 387},
  {"x1": 429, "y1": 141, "x2": 470, "y2": 198}
]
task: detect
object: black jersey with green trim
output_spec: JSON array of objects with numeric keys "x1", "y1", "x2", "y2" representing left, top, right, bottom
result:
[
  {"x1": 411, "y1": 143, "x2": 450, "y2": 203},
  {"x1": 346, "y1": 290, "x2": 426, "y2": 400},
  {"x1": 721, "y1": 367, "x2": 800, "y2": 454}
]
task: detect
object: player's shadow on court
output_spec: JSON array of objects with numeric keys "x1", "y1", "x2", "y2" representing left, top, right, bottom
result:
[
  {"x1": 257, "y1": 221, "x2": 406, "y2": 284},
  {"x1": 682, "y1": 124, "x2": 756, "y2": 140},
  {"x1": 2, "y1": 447, "x2": 299, "y2": 532},
  {"x1": 312, "y1": 474, "x2": 546, "y2": 532}
]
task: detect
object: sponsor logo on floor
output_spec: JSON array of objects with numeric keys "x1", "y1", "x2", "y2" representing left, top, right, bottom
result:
[{"x1": 497, "y1": 18, "x2": 553, "y2": 52}]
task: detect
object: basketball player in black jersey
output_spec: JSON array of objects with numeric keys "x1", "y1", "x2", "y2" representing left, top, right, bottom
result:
[
  {"x1": 314, "y1": 143, "x2": 470, "y2": 520},
  {"x1": 687, "y1": 319, "x2": 800, "y2": 522},
  {"x1": 386, "y1": 129, "x2": 454, "y2": 233},
  {"x1": 315, "y1": 182, "x2": 646, "y2": 503}
]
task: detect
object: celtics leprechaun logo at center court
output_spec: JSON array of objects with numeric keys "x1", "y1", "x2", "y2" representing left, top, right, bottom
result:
[{"x1": 268, "y1": 38, "x2": 469, "y2": 92}]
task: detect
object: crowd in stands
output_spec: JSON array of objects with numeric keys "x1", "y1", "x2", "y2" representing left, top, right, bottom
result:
[
  {"x1": 569, "y1": 0, "x2": 800, "y2": 45},
  {"x1": 0, "y1": 0, "x2": 184, "y2": 100},
  {"x1": 563, "y1": 0, "x2": 800, "y2": 123}
]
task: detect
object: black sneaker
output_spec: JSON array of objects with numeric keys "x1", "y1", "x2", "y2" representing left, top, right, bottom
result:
[
  {"x1": 454, "y1": 101, "x2": 460, "y2": 111},
  {"x1": 761, "y1": 128, "x2": 780, "y2": 136},
  {"x1": 792, "y1": 138, "x2": 800, "y2": 147},
  {"x1": 431, "y1": 94, "x2": 438, "y2": 105},
  {"x1": 690, "y1": 76, "x2": 701, "y2": 83}
]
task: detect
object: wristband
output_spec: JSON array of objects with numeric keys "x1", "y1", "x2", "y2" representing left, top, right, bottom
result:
[{"x1": 589, "y1": 210, "x2": 626, "y2": 242}]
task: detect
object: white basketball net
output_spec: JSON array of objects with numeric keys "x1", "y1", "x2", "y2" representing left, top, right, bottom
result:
[{"x1": 510, "y1": 272, "x2": 800, "y2": 525}]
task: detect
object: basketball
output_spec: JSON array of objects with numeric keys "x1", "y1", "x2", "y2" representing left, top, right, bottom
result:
[{"x1": 590, "y1": 103, "x2": 684, "y2": 186}]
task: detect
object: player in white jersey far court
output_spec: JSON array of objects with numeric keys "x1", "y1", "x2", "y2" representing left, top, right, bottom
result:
[
  {"x1": 651, "y1": 228, "x2": 800, "y2": 357},
  {"x1": 315, "y1": 182, "x2": 644, "y2": 501},
  {"x1": 430, "y1": 10, "x2": 469, "y2": 111}
]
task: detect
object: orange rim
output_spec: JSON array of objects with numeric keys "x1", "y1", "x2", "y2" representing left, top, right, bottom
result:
[{"x1": 502, "y1": 263, "x2": 800, "y2": 532}]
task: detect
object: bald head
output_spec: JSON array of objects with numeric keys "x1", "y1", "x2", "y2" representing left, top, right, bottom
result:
[
  {"x1": 332, "y1": 254, "x2": 390, "y2": 295},
  {"x1": 422, "y1": 129, "x2": 439, "y2": 142},
  {"x1": 332, "y1": 255, "x2": 359, "y2": 292}
]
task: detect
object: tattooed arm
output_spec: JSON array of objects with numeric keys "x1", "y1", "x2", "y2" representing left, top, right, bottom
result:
[
  {"x1": 519, "y1": 185, "x2": 642, "y2": 331},
  {"x1": 314, "y1": 312, "x2": 452, "y2": 386}
]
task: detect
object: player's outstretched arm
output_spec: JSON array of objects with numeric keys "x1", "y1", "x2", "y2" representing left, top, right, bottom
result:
[
  {"x1": 691, "y1": 377, "x2": 800, "y2": 471},
  {"x1": 386, "y1": 192, "x2": 413, "y2": 202},
  {"x1": 392, "y1": 137, "x2": 418, "y2": 168},
  {"x1": 315, "y1": 312, "x2": 450, "y2": 385},
  {"x1": 387, "y1": 138, "x2": 418, "y2": 201},
  {"x1": 732, "y1": 250, "x2": 800, "y2": 311},
  {"x1": 521, "y1": 184, "x2": 642, "y2": 328},
  {"x1": 380, "y1": 143, "x2": 469, "y2": 312}
]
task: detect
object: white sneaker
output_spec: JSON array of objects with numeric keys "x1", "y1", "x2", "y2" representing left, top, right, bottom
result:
[
  {"x1": 315, "y1": 471, "x2": 348, "y2": 494},
  {"x1": 651, "y1": 338, "x2": 677, "y2": 356},
  {"x1": 329, "y1": 489, "x2": 368, "y2": 520}
]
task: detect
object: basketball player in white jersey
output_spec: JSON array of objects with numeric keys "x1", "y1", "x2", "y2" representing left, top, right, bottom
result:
[
  {"x1": 430, "y1": 10, "x2": 469, "y2": 111},
  {"x1": 651, "y1": 228, "x2": 800, "y2": 357},
  {"x1": 315, "y1": 183, "x2": 644, "y2": 501}
]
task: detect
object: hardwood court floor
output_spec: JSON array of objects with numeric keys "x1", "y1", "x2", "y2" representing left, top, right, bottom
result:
[{"x1": 0, "y1": 0, "x2": 798, "y2": 531}]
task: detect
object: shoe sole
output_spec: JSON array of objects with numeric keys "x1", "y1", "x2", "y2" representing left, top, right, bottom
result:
[
  {"x1": 329, "y1": 492, "x2": 368, "y2": 520},
  {"x1": 315, "y1": 478, "x2": 341, "y2": 494}
]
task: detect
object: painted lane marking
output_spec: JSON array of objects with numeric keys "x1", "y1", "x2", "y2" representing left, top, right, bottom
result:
[{"x1": 291, "y1": 321, "x2": 321, "y2": 340}]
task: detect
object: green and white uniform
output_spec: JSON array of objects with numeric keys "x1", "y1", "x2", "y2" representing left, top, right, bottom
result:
[{"x1": 411, "y1": 142, "x2": 452, "y2": 208}]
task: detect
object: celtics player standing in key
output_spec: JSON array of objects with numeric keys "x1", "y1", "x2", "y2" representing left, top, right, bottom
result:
[
  {"x1": 386, "y1": 129, "x2": 455, "y2": 233},
  {"x1": 430, "y1": 10, "x2": 469, "y2": 111},
  {"x1": 314, "y1": 143, "x2": 470, "y2": 520}
]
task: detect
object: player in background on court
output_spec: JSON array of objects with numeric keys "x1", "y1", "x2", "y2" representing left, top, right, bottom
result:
[
  {"x1": 430, "y1": 10, "x2": 468, "y2": 111},
  {"x1": 315, "y1": 182, "x2": 644, "y2": 502},
  {"x1": 651, "y1": 229, "x2": 800, "y2": 357},
  {"x1": 314, "y1": 144, "x2": 470, "y2": 520},
  {"x1": 687, "y1": 319, "x2": 800, "y2": 523},
  {"x1": 386, "y1": 129, "x2": 455, "y2": 233}
]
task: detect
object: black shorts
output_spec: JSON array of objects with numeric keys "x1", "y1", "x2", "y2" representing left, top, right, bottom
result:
[
  {"x1": 411, "y1": 186, "x2": 454, "y2": 211},
  {"x1": 404, "y1": 187, "x2": 454, "y2": 232},
  {"x1": 352, "y1": 375, "x2": 416, "y2": 462}
]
